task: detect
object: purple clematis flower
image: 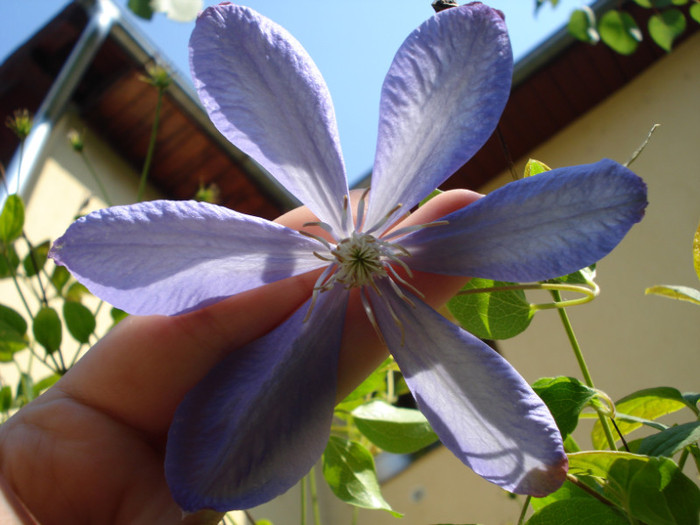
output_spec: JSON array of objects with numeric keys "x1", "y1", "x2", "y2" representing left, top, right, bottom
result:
[{"x1": 49, "y1": 2, "x2": 647, "y2": 513}]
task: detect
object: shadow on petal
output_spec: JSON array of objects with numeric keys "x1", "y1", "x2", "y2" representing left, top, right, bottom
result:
[
  {"x1": 165, "y1": 285, "x2": 348, "y2": 512},
  {"x1": 371, "y1": 279, "x2": 567, "y2": 496}
]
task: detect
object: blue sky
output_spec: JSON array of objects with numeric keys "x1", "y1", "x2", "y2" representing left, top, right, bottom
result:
[{"x1": 0, "y1": 0, "x2": 591, "y2": 183}]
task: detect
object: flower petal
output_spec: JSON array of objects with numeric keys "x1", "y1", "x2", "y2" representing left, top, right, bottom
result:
[
  {"x1": 400, "y1": 160, "x2": 647, "y2": 282},
  {"x1": 371, "y1": 280, "x2": 567, "y2": 496},
  {"x1": 49, "y1": 200, "x2": 324, "y2": 316},
  {"x1": 190, "y1": 5, "x2": 350, "y2": 234},
  {"x1": 365, "y1": 4, "x2": 512, "y2": 231},
  {"x1": 166, "y1": 284, "x2": 348, "y2": 512}
]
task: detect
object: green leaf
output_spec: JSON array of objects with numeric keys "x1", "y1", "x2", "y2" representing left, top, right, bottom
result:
[
  {"x1": 568, "y1": 8, "x2": 600, "y2": 44},
  {"x1": 32, "y1": 373, "x2": 61, "y2": 397},
  {"x1": 65, "y1": 282, "x2": 90, "y2": 302},
  {"x1": 127, "y1": 0, "x2": 154, "y2": 19},
  {"x1": 419, "y1": 188, "x2": 442, "y2": 206},
  {"x1": 322, "y1": 436, "x2": 401, "y2": 516},
  {"x1": 633, "y1": 0, "x2": 673, "y2": 6},
  {"x1": 598, "y1": 10, "x2": 642, "y2": 55},
  {"x1": 524, "y1": 158, "x2": 552, "y2": 177},
  {"x1": 0, "y1": 245, "x2": 20, "y2": 279},
  {"x1": 645, "y1": 284, "x2": 700, "y2": 305},
  {"x1": 648, "y1": 9, "x2": 687, "y2": 51},
  {"x1": 592, "y1": 387, "x2": 696, "y2": 449},
  {"x1": 569, "y1": 451, "x2": 700, "y2": 525},
  {"x1": 50, "y1": 265, "x2": 70, "y2": 292},
  {"x1": 0, "y1": 304, "x2": 27, "y2": 336},
  {"x1": 690, "y1": 3, "x2": 700, "y2": 24},
  {"x1": 447, "y1": 278, "x2": 533, "y2": 340},
  {"x1": 15, "y1": 372, "x2": 34, "y2": 405},
  {"x1": 0, "y1": 385, "x2": 12, "y2": 412},
  {"x1": 527, "y1": 497, "x2": 628, "y2": 525},
  {"x1": 22, "y1": 240, "x2": 50, "y2": 277},
  {"x1": 337, "y1": 357, "x2": 391, "y2": 410},
  {"x1": 530, "y1": 479, "x2": 594, "y2": 511},
  {"x1": 351, "y1": 400, "x2": 438, "y2": 454},
  {"x1": 33, "y1": 306, "x2": 62, "y2": 353},
  {"x1": 110, "y1": 307, "x2": 128, "y2": 326},
  {"x1": 532, "y1": 377, "x2": 597, "y2": 440},
  {"x1": 637, "y1": 421, "x2": 700, "y2": 457},
  {"x1": 0, "y1": 195, "x2": 25, "y2": 244},
  {"x1": 549, "y1": 265, "x2": 596, "y2": 286},
  {"x1": 0, "y1": 303, "x2": 28, "y2": 359},
  {"x1": 63, "y1": 302, "x2": 95, "y2": 344}
]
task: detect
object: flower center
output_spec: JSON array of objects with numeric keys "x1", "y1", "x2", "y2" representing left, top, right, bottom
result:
[{"x1": 331, "y1": 232, "x2": 387, "y2": 288}]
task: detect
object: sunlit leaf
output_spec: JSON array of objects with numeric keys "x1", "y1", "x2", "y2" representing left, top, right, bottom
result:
[
  {"x1": 63, "y1": 301, "x2": 95, "y2": 344},
  {"x1": 645, "y1": 284, "x2": 700, "y2": 305},
  {"x1": 527, "y1": 498, "x2": 627, "y2": 525},
  {"x1": 0, "y1": 195, "x2": 24, "y2": 244},
  {"x1": 65, "y1": 282, "x2": 90, "y2": 302},
  {"x1": 33, "y1": 307, "x2": 62, "y2": 354},
  {"x1": 637, "y1": 421, "x2": 700, "y2": 457},
  {"x1": 322, "y1": 436, "x2": 401, "y2": 516},
  {"x1": 352, "y1": 400, "x2": 438, "y2": 454},
  {"x1": 22, "y1": 240, "x2": 50, "y2": 277},
  {"x1": 448, "y1": 278, "x2": 533, "y2": 340},
  {"x1": 32, "y1": 373, "x2": 61, "y2": 398},
  {"x1": 568, "y1": 451, "x2": 700, "y2": 525},
  {"x1": 110, "y1": 307, "x2": 128, "y2": 327},
  {"x1": 598, "y1": 10, "x2": 642, "y2": 55},
  {"x1": 568, "y1": 8, "x2": 600, "y2": 44},
  {"x1": 648, "y1": 9, "x2": 687, "y2": 51},
  {"x1": 592, "y1": 387, "x2": 696, "y2": 449},
  {"x1": 549, "y1": 265, "x2": 596, "y2": 286},
  {"x1": 690, "y1": 3, "x2": 700, "y2": 24},
  {"x1": 337, "y1": 357, "x2": 391, "y2": 411},
  {"x1": 524, "y1": 158, "x2": 552, "y2": 178},
  {"x1": 533, "y1": 377, "x2": 597, "y2": 440}
]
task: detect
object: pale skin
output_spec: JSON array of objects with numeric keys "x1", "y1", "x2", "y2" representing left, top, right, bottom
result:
[{"x1": 0, "y1": 190, "x2": 479, "y2": 525}]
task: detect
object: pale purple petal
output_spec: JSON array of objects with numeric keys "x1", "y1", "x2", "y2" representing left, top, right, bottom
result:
[
  {"x1": 166, "y1": 285, "x2": 348, "y2": 512},
  {"x1": 400, "y1": 160, "x2": 647, "y2": 281},
  {"x1": 364, "y1": 4, "x2": 512, "y2": 231},
  {"x1": 371, "y1": 279, "x2": 567, "y2": 496},
  {"x1": 48, "y1": 200, "x2": 324, "y2": 316},
  {"x1": 190, "y1": 5, "x2": 350, "y2": 234}
]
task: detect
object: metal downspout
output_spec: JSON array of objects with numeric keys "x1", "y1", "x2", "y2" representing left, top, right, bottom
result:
[{"x1": 1, "y1": 0, "x2": 119, "y2": 208}]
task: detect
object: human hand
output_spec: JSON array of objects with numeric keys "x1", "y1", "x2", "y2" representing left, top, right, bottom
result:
[{"x1": 0, "y1": 189, "x2": 477, "y2": 525}]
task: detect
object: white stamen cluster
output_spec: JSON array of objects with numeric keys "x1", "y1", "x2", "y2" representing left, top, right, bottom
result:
[{"x1": 300, "y1": 190, "x2": 447, "y2": 343}]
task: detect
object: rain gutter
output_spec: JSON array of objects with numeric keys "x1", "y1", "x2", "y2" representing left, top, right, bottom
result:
[{"x1": 1, "y1": 0, "x2": 118, "y2": 208}]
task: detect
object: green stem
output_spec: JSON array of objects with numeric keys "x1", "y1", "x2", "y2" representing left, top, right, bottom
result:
[
  {"x1": 300, "y1": 474, "x2": 307, "y2": 525},
  {"x1": 457, "y1": 282, "x2": 599, "y2": 311},
  {"x1": 22, "y1": 233, "x2": 48, "y2": 307},
  {"x1": 517, "y1": 495, "x2": 531, "y2": 525},
  {"x1": 80, "y1": 150, "x2": 112, "y2": 206},
  {"x1": 550, "y1": 289, "x2": 617, "y2": 451},
  {"x1": 309, "y1": 466, "x2": 321, "y2": 525},
  {"x1": 136, "y1": 86, "x2": 165, "y2": 202},
  {"x1": 678, "y1": 448, "x2": 689, "y2": 470}
]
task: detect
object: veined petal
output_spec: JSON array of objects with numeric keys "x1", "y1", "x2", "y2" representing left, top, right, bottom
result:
[
  {"x1": 190, "y1": 5, "x2": 351, "y2": 235},
  {"x1": 166, "y1": 284, "x2": 348, "y2": 511},
  {"x1": 49, "y1": 200, "x2": 325, "y2": 316},
  {"x1": 400, "y1": 160, "x2": 647, "y2": 282},
  {"x1": 365, "y1": 4, "x2": 512, "y2": 231},
  {"x1": 371, "y1": 280, "x2": 567, "y2": 495}
]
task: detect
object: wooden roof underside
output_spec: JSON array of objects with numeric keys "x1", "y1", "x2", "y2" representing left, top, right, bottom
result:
[{"x1": 1, "y1": 2, "x2": 696, "y2": 216}]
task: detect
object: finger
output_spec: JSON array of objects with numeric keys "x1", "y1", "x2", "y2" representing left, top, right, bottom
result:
[{"x1": 55, "y1": 190, "x2": 480, "y2": 439}]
